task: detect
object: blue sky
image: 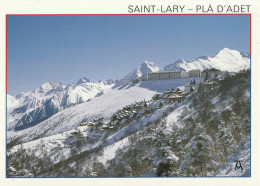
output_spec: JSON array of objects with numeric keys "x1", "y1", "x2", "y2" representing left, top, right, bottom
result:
[{"x1": 7, "y1": 15, "x2": 250, "y2": 95}]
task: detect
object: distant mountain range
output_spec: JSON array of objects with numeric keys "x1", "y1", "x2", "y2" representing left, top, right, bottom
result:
[
  {"x1": 7, "y1": 80, "x2": 116, "y2": 131},
  {"x1": 122, "y1": 48, "x2": 249, "y2": 80},
  {"x1": 163, "y1": 48, "x2": 250, "y2": 72},
  {"x1": 7, "y1": 48, "x2": 250, "y2": 133}
]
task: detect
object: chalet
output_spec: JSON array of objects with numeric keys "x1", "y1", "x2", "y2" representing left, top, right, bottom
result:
[
  {"x1": 135, "y1": 103, "x2": 141, "y2": 109},
  {"x1": 79, "y1": 121, "x2": 95, "y2": 126},
  {"x1": 152, "y1": 94, "x2": 160, "y2": 100},
  {"x1": 162, "y1": 89, "x2": 175, "y2": 98},
  {"x1": 116, "y1": 115, "x2": 123, "y2": 121},
  {"x1": 143, "y1": 109, "x2": 152, "y2": 116},
  {"x1": 80, "y1": 122, "x2": 88, "y2": 126},
  {"x1": 165, "y1": 94, "x2": 185, "y2": 103},
  {"x1": 142, "y1": 102, "x2": 149, "y2": 108},
  {"x1": 164, "y1": 90, "x2": 173, "y2": 94},
  {"x1": 175, "y1": 88, "x2": 182, "y2": 94},
  {"x1": 70, "y1": 130, "x2": 80, "y2": 136},
  {"x1": 162, "y1": 94, "x2": 170, "y2": 99},
  {"x1": 86, "y1": 122, "x2": 95, "y2": 127},
  {"x1": 101, "y1": 125, "x2": 110, "y2": 130},
  {"x1": 94, "y1": 117, "x2": 104, "y2": 122},
  {"x1": 95, "y1": 121, "x2": 103, "y2": 126},
  {"x1": 123, "y1": 105, "x2": 131, "y2": 111},
  {"x1": 158, "y1": 94, "x2": 164, "y2": 99}
]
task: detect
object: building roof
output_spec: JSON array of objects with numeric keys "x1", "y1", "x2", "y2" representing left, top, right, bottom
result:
[
  {"x1": 162, "y1": 94, "x2": 169, "y2": 99},
  {"x1": 167, "y1": 95, "x2": 184, "y2": 99},
  {"x1": 148, "y1": 70, "x2": 182, "y2": 74}
]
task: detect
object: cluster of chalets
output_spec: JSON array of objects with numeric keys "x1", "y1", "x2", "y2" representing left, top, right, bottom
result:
[
  {"x1": 109, "y1": 100, "x2": 153, "y2": 128},
  {"x1": 75, "y1": 99, "x2": 155, "y2": 134},
  {"x1": 79, "y1": 117, "x2": 104, "y2": 127},
  {"x1": 69, "y1": 72, "x2": 234, "y2": 137},
  {"x1": 153, "y1": 85, "x2": 195, "y2": 103}
]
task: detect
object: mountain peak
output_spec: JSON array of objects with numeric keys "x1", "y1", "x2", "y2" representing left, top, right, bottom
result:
[
  {"x1": 39, "y1": 82, "x2": 64, "y2": 93},
  {"x1": 163, "y1": 48, "x2": 250, "y2": 72},
  {"x1": 141, "y1": 61, "x2": 155, "y2": 66},
  {"x1": 174, "y1": 58, "x2": 186, "y2": 63},
  {"x1": 216, "y1": 48, "x2": 240, "y2": 57},
  {"x1": 140, "y1": 61, "x2": 160, "y2": 71},
  {"x1": 163, "y1": 59, "x2": 186, "y2": 71},
  {"x1": 123, "y1": 61, "x2": 160, "y2": 79},
  {"x1": 220, "y1": 47, "x2": 231, "y2": 52},
  {"x1": 76, "y1": 77, "x2": 91, "y2": 85},
  {"x1": 142, "y1": 61, "x2": 151, "y2": 64}
]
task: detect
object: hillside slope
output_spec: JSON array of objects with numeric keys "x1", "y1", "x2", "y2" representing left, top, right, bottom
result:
[
  {"x1": 7, "y1": 77, "x2": 201, "y2": 144},
  {"x1": 7, "y1": 70, "x2": 250, "y2": 177}
]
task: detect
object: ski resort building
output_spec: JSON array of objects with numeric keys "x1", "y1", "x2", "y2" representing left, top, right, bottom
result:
[
  {"x1": 189, "y1": 69, "x2": 202, "y2": 77},
  {"x1": 201, "y1": 68, "x2": 223, "y2": 78},
  {"x1": 147, "y1": 70, "x2": 180, "y2": 80},
  {"x1": 147, "y1": 69, "x2": 202, "y2": 80}
]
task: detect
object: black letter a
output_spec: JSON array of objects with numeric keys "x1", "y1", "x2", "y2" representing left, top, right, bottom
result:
[{"x1": 235, "y1": 161, "x2": 243, "y2": 171}]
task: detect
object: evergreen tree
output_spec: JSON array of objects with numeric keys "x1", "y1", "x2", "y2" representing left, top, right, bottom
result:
[
  {"x1": 204, "y1": 72, "x2": 209, "y2": 81},
  {"x1": 180, "y1": 123, "x2": 215, "y2": 176},
  {"x1": 214, "y1": 123, "x2": 238, "y2": 162},
  {"x1": 197, "y1": 83, "x2": 204, "y2": 93},
  {"x1": 66, "y1": 131, "x2": 86, "y2": 177},
  {"x1": 154, "y1": 120, "x2": 179, "y2": 177}
]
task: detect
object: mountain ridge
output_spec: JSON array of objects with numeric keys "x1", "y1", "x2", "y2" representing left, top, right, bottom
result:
[
  {"x1": 163, "y1": 48, "x2": 250, "y2": 72},
  {"x1": 7, "y1": 79, "x2": 117, "y2": 131},
  {"x1": 7, "y1": 48, "x2": 250, "y2": 134}
]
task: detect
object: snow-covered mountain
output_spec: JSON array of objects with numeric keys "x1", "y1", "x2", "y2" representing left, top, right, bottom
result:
[
  {"x1": 7, "y1": 79, "x2": 116, "y2": 131},
  {"x1": 164, "y1": 48, "x2": 250, "y2": 72},
  {"x1": 6, "y1": 46, "x2": 251, "y2": 177},
  {"x1": 8, "y1": 77, "x2": 201, "y2": 143},
  {"x1": 123, "y1": 61, "x2": 160, "y2": 79},
  {"x1": 7, "y1": 69, "x2": 251, "y2": 177},
  {"x1": 7, "y1": 94, "x2": 19, "y2": 109},
  {"x1": 7, "y1": 48, "x2": 250, "y2": 133}
]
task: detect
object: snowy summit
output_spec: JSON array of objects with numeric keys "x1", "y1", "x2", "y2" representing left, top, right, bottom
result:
[
  {"x1": 163, "y1": 48, "x2": 250, "y2": 72},
  {"x1": 124, "y1": 61, "x2": 160, "y2": 79}
]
